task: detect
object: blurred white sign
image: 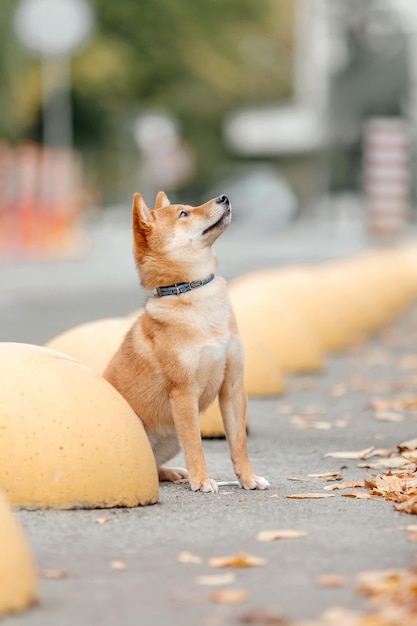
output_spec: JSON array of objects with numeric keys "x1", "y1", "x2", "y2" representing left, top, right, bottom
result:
[
  {"x1": 14, "y1": 0, "x2": 94, "y2": 57},
  {"x1": 224, "y1": 106, "x2": 326, "y2": 156}
]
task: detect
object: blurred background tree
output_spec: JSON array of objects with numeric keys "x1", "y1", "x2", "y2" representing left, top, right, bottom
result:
[{"x1": 2, "y1": 0, "x2": 294, "y2": 204}]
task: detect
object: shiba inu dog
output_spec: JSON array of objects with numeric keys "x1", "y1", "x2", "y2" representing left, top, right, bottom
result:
[{"x1": 104, "y1": 192, "x2": 270, "y2": 493}]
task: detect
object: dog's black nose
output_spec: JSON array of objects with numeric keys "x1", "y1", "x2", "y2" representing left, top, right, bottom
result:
[{"x1": 216, "y1": 194, "x2": 229, "y2": 205}]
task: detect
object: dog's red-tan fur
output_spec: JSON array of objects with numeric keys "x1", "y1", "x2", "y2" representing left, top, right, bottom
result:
[{"x1": 103, "y1": 191, "x2": 269, "y2": 492}]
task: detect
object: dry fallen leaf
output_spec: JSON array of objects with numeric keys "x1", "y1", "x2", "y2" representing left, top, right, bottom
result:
[
  {"x1": 177, "y1": 551, "x2": 202, "y2": 564},
  {"x1": 315, "y1": 574, "x2": 349, "y2": 588},
  {"x1": 256, "y1": 529, "x2": 308, "y2": 542},
  {"x1": 365, "y1": 468, "x2": 417, "y2": 514},
  {"x1": 286, "y1": 493, "x2": 335, "y2": 499},
  {"x1": 341, "y1": 491, "x2": 375, "y2": 499},
  {"x1": 196, "y1": 572, "x2": 236, "y2": 586},
  {"x1": 209, "y1": 553, "x2": 267, "y2": 568},
  {"x1": 372, "y1": 448, "x2": 393, "y2": 457},
  {"x1": 96, "y1": 516, "x2": 112, "y2": 524},
  {"x1": 333, "y1": 418, "x2": 349, "y2": 429},
  {"x1": 401, "y1": 524, "x2": 417, "y2": 532},
  {"x1": 370, "y1": 397, "x2": 395, "y2": 411},
  {"x1": 400, "y1": 354, "x2": 417, "y2": 371},
  {"x1": 397, "y1": 396, "x2": 417, "y2": 410},
  {"x1": 356, "y1": 568, "x2": 406, "y2": 595},
  {"x1": 374, "y1": 410, "x2": 403, "y2": 422},
  {"x1": 307, "y1": 471, "x2": 342, "y2": 480},
  {"x1": 304, "y1": 606, "x2": 362, "y2": 626},
  {"x1": 238, "y1": 608, "x2": 288, "y2": 624},
  {"x1": 353, "y1": 378, "x2": 391, "y2": 393},
  {"x1": 289, "y1": 416, "x2": 332, "y2": 430},
  {"x1": 275, "y1": 404, "x2": 294, "y2": 415},
  {"x1": 323, "y1": 481, "x2": 365, "y2": 491},
  {"x1": 39, "y1": 569, "x2": 68, "y2": 579},
  {"x1": 394, "y1": 494, "x2": 417, "y2": 514},
  {"x1": 398, "y1": 438, "x2": 417, "y2": 453},
  {"x1": 358, "y1": 457, "x2": 411, "y2": 470},
  {"x1": 109, "y1": 560, "x2": 126, "y2": 571},
  {"x1": 304, "y1": 405, "x2": 325, "y2": 415},
  {"x1": 330, "y1": 383, "x2": 348, "y2": 397},
  {"x1": 324, "y1": 445, "x2": 375, "y2": 460},
  {"x1": 368, "y1": 473, "x2": 405, "y2": 496},
  {"x1": 210, "y1": 588, "x2": 249, "y2": 604}
]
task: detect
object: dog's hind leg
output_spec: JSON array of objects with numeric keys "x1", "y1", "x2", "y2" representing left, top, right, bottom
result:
[{"x1": 149, "y1": 432, "x2": 189, "y2": 483}]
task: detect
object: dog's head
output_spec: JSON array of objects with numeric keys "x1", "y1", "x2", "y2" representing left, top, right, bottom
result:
[{"x1": 132, "y1": 192, "x2": 231, "y2": 289}]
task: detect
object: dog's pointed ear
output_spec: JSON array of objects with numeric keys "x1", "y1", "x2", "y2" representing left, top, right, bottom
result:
[
  {"x1": 155, "y1": 191, "x2": 170, "y2": 209},
  {"x1": 133, "y1": 192, "x2": 152, "y2": 225},
  {"x1": 132, "y1": 193, "x2": 152, "y2": 256}
]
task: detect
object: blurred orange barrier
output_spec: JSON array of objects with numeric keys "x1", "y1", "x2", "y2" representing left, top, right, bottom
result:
[{"x1": 0, "y1": 141, "x2": 84, "y2": 259}]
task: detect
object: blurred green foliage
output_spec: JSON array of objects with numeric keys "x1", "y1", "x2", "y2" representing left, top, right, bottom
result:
[{"x1": 2, "y1": 0, "x2": 294, "y2": 203}]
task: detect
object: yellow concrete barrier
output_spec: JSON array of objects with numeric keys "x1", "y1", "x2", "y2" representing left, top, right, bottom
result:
[
  {"x1": 0, "y1": 491, "x2": 38, "y2": 617},
  {"x1": 320, "y1": 250, "x2": 417, "y2": 338},
  {"x1": 229, "y1": 249, "x2": 417, "y2": 357},
  {"x1": 0, "y1": 343, "x2": 158, "y2": 509},
  {"x1": 200, "y1": 399, "x2": 226, "y2": 438},
  {"x1": 243, "y1": 332, "x2": 287, "y2": 396},
  {"x1": 45, "y1": 317, "x2": 133, "y2": 374},
  {"x1": 200, "y1": 336, "x2": 284, "y2": 436},
  {"x1": 230, "y1": 280, "x2": 324, "y2": 374},
  {"x1": 237, "y1": 267, "x2": 351, "y2": 353}
]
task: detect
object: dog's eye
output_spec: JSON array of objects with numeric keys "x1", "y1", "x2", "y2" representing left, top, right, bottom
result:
[{"x1": 178, "y1": 210, "x2": 189, "y2": 219}]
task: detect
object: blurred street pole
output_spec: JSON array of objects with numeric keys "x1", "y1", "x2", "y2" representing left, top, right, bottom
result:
[
  {"x1": 40, "y1": 56, "x2": 73, "y2": 148},
  {"x1": 14, "y1": 0, "x2": 94, "y2": 149},
  {"x1": 9, "y1": 0, "x2": 95, "y2": 258}
]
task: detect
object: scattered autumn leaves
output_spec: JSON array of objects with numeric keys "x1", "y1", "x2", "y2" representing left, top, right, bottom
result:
[
  {"x1": 175, "y1": 528, "x2": 310, "y2": 605},
  {"x1": 282, "y1": 567, "x2": 417, "y2": 626},
  {"x1": 283, "y1": 436, "x2": 417, "y2": 509},
  {"x1": 278, "y1": 349, "x2": 417, "y2": 433},
  {"x1": 274, "y1": 377, "x2": 417, "y2": 625}
]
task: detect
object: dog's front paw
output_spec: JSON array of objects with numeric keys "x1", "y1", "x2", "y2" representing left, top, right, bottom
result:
[
  {"x1": 239, "y1": 475, "x2": 271, "y2": 490},
  {"x1": 191, "y1": 477, "x2": 219, "y2": 493}
]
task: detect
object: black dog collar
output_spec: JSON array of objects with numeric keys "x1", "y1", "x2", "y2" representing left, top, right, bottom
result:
[{"x1": 156, "y1": 274, "x2": 215, "y2": 297}]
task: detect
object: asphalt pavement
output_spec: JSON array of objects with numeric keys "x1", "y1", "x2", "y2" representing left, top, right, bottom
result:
[{"x1": 1, "y1": 205, "x2": 417, "y2": 625}]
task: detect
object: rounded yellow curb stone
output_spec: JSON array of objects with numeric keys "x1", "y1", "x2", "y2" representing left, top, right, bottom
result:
[
  {"x1": 0, "y1": 491, "x2": 38, "y2": 617},
  {"x1": 200, "y1": 319, "x2": 286, "y2": 436},
  {"x1": 0, "y1": 343, "x2": 158, "y2": 509},
  {"x1": 243, "y1": 332, "x2": 287, "y2": 396},
  {"x1": 262, "y1": 267, "x2": 357, "y2": 353},
  {"x1": 200, "y1": 399, "x2": 227, "y2": 438},
  {"x1": 200, "y1": 399, "x2": 251, "y2": 439},
  {"x1": 45, "y1": 317, "x2": 133, "y2": 374},
  {"x1": 230, "y1": 281, "x2": 324, "y2": 374},
  {"x1": 324, "y1": 250, "x2": 416, "y2": 336}
]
